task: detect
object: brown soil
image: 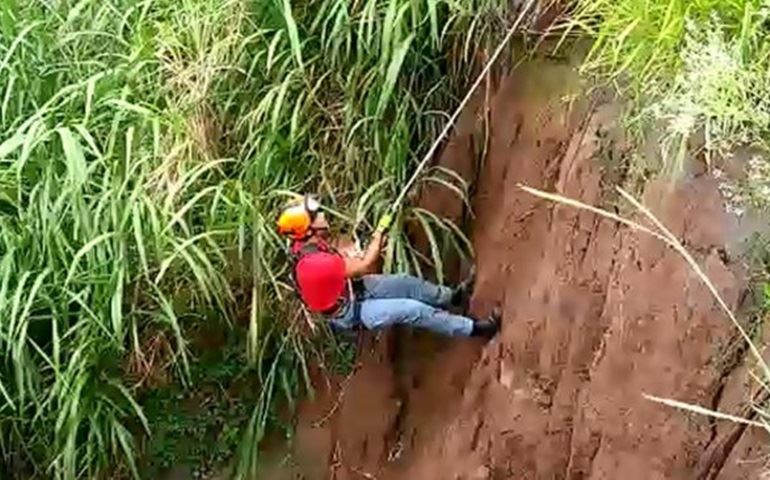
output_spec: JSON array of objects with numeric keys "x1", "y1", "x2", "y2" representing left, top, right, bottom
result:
[{"x1": 281, "y1": 57, "x2": 770, "y2": 479}]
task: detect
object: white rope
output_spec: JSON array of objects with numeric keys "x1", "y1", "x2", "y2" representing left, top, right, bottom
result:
[{"x1": 389, "y1": 0, "x2": 537, "y2": 212}]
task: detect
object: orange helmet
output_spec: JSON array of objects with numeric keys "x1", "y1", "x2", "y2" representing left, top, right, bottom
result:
[{"x1": 277, "y1": 196, "x2": 320, "y2": 239}]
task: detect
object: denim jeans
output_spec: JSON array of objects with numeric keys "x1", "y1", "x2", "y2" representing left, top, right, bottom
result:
[{"x1": 330, "y1": 274, "x2": 474, "y2": 337}]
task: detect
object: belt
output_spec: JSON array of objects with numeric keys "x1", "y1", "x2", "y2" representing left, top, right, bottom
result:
[{"x1": 322, "y1": 279, "x2": 365, "y2": 318}]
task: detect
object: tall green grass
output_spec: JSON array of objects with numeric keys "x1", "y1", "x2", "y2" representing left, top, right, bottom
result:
[
  {"x1": 569, "y1": 0, "x2": 754, "y2": 92},
  {"x1": 568, "y1": 0, "x2": 770, "y2": 174},
  {"x1": 0, "y1": 0, "x2": 508, "y2": 477}
]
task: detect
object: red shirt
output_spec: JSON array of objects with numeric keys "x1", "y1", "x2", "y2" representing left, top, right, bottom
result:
[{"x1": 292, "y1": 240, "x2": 348, "y2": 313}]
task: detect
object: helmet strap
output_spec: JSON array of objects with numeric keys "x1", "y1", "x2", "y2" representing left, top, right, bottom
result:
[{"x1": 304, "y1": 196, "x2": 319, "y2": 222}]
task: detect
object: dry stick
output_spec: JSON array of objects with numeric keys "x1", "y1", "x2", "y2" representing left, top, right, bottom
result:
[
  {"x1": 642, "y1": 394, "x2": 765, "y2": 428},
  {"x1": 389, "y1": 0, "x2": 537, "y2": 213},
  {"x1": 311, "y1": 363, "x2": 361, "y2": 428},
  {"x1": 517, "y1": 185, "x2": 669, "y2": 243},
  {"x1": 519, "y1": 184, "x2": 770, "y2": 424}
]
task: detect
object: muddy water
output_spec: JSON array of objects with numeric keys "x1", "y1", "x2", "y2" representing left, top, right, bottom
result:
[{"x1": 284, "y1": 57, "x2": 768, "y2": 480}]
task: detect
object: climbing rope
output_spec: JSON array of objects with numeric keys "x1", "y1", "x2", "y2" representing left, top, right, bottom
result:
[{"x1": 389, "y1": 0, "x2": 537, "y2": 213}]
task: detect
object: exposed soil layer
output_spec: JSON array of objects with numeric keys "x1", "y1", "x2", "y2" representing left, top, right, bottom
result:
[{"x1": 285, "y1": 58, "x2": 769, "y2": 479}]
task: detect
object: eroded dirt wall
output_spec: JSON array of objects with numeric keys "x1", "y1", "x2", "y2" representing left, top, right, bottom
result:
[{"x1": 283, "y1": 58, "x2": 767, "y2": 480}]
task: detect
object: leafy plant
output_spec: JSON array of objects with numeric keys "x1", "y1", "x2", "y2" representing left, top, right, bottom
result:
[
  {"x1": 566, "y1": 0, "x2": 770, "y2": 181},
  {"x1": 567, "y1": 0, "x2": 756, "y2": 95},
  {"x1": 140, "y1": 334, "x2": 255, "y2": 478}
]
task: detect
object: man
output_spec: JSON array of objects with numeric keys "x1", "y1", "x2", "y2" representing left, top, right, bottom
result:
[{"x1": 277, "y1": 196, "x2": 500, "y2": 338}]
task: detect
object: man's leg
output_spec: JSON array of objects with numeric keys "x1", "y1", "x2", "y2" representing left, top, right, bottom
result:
[
  {"x1": 358, "y1": 297, "x2": 474, "y2": 337},
  {"x1": 360, "y1": 274, "x2": 452, "y2": 308}
]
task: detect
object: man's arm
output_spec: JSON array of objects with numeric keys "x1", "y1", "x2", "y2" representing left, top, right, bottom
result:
[{"x1": 344, "y1": 230, "x2": 385, "y2": 277}]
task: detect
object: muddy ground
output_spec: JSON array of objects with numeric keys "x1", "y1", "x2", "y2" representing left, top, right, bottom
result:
[{"x1": 276, "y1": 57, "x2": 770, "y2": 479}]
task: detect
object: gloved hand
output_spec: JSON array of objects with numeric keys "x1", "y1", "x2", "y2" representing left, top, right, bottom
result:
[{"x1": 376, "y1": 213, "x2": 393, "y2": 232}]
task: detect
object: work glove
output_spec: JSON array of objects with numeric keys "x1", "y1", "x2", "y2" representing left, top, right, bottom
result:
[{"x1": 376, "y1": 213, "x2": 393, "y2": 232}]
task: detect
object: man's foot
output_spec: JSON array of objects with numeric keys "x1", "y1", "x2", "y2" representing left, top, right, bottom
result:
[
  {"x1": 451, "y1": 265, "x2": 476, "y2": 310},
  {"x1": 471, "y1": 307, "x2": 501, "y2": 339}
]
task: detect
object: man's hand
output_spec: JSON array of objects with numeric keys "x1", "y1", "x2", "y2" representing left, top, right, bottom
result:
[
  {"x1": 345, "y1": 227, "x2": 387, "y2": 278},
  {"x1": 344, "y1": 213, "x2": 393, "y2": 278}
]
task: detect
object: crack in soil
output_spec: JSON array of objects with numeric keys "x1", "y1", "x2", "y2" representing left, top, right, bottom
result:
[{"x1": 695, "y1": 389, "x2": 770, "y2": 479}]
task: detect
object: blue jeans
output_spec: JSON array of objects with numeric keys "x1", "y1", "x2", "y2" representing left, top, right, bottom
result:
[{"x1": 331, "y1": 274, "x2": 474, "y2": 337}]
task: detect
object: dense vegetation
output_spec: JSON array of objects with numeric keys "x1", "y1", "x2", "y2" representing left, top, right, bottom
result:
[
  {"x1": 571, "y1": 0, "x2": 770, "y2": 181},
  {"x1": 0, "y1": 0, "x2": 506, "y2": 477},
  {"x1": 4, "y1": 0, "x2": 769, "y2": 477}
]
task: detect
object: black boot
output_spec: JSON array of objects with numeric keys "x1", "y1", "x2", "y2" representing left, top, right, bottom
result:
[
  {"x1": 451, "y1": 265, "x2": 476, "y2": 310},
  {"x1": 471, "y1": 308, "x2": 500, "y2": 339}
]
